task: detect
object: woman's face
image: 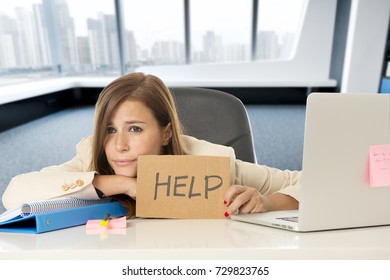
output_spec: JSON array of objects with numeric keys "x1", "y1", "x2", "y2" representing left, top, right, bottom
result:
[{"x1": 104, "y1": 100, "x2": 171, "y2": 177}]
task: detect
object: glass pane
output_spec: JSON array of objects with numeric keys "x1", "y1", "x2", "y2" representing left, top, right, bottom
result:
[
  {"x1": 256, "y1": 0, "x2": 305, "y2": 60},
  {"x1": 0, "y1": 0, "x2": 54, "y2": 84},
  {"x1": 122, "y1": 0, "x2": 185, "y2": 71},
  {"x1": 0, "y1": 0, "x2": 120, "y2": 83},
  {"x1": 56, "y1": 0, "x2": 119, "y2": 76},
  {"x1": 190, "y1": 0, "x2": 252, "y2": 63}
]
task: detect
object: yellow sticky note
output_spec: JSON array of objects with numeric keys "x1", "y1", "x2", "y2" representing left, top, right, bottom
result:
[
  {"x1": 87, "y1": 217, "x2": 127, "y2": 229},
  {"x1": 369, "y1": 144, "x2": 390, "y2": 187},
  {"x1": 99, "y1": 213, "x2": 110, "y2": 227}
]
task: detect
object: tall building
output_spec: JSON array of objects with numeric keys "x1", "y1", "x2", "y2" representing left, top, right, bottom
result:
[
  {"x1": 42, "y1": 0, "x2": 78, "y2": 72},
  {"x1": 102, "y1": 14, "x2": 119, "y2": 69},
  {"x1": 77, "y1": 36, "x2": 91, "y2": 72},
  {"x1": 125, "y1": 30, "x2": 138, "y2": 69},
  {"x1": 88, "y1": 18, "x2": 106, "y2": 69},
  {"x1": 202, "y1": 31, "x2": 223, "y2": 62},
  {"x1": 0, "y1": 15, "x2": 17, "y2": 69},
  {"x1": 279, "y1": 32, "x2": 296, "y2": 60},
  {"x1": 151, "y1": 40, "x2": 184, "y2": 65},
  {"x1": 87, "y1": 14, "x2": 119, "y2": 72},
  {"x1": 32, "y1": 4, "x2": 52, "y2": 66},
  {"x1": 224, "y1": 43, "x2": 249, "y2": 62},
  {"x1": 256, "y1": 31, "x2": 280, "y2": 60}
]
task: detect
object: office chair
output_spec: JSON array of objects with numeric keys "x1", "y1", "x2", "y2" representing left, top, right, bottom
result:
[{"x1": 170, "y1": 87, "x2": 257, "y2": 164}]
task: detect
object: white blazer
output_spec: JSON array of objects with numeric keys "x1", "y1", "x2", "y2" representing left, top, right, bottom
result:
[{"x1": 2, "y1": 135, "x2": 301, "y2": 210}]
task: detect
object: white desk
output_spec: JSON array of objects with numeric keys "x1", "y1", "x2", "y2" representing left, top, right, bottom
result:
[
  {"x1": 0, "y1": 76, "x2": 337, "y2": 106},
  {"x1": 0, "y1": 77, "x2": 115, "y2": 105},
  {"x1": 0, "y1": 218, "x2": 389, "y2": 260}
]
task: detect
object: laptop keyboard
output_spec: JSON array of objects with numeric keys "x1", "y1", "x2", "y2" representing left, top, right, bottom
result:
[{"x1": 277, "y1": 216, "x2": 299, "y2": 223}]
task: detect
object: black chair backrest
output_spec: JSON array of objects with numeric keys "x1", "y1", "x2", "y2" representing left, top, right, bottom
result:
[{"x1": 170, "y1": 87, "x2": 257, "y2": 163}]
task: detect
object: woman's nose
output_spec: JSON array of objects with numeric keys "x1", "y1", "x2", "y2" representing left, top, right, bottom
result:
[{"x1": 115, "y1": 133, "x2": 130, "y2": 152}]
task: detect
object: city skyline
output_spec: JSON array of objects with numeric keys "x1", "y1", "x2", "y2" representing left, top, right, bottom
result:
[{"x1": 0, "y1": 0, "x2": 298, "y2": 75}]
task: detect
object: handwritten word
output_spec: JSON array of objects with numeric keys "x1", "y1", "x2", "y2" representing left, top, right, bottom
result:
[{"x1": 153, "y1": 173, "x2": 223, "y2": 200}]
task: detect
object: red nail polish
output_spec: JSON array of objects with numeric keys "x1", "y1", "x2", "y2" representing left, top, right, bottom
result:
[
  {"x1": 223, "y1": 200, "x2": 228, "y2": 205},
  {"x1": 224, "y1": 212, "x2": 230, "y2": 218}
]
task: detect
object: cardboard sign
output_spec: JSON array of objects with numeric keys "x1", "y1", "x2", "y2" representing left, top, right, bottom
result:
[{"x1": 136, "y1": 155, "x2": 230, "y2": 219}]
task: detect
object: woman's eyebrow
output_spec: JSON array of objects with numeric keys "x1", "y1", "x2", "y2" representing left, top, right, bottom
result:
[
  {"x1": 125, "y1": 120, "x2": 146, "y2": 124},
  {"x1": 107, "y1": 120, "x2": 147, "y2": 126}
]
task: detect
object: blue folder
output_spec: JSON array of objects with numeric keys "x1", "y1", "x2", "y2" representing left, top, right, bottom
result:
[{"x1": 0, "y1": 201, "x2": 128, "y2": 234}]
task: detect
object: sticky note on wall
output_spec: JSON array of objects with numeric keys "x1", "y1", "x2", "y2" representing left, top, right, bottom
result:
[{"x1": 369, "y1": 144, "x2": 390, "y2": 187}]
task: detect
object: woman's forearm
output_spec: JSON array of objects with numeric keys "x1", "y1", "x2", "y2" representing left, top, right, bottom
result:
[
  {"x1": 93, "y1": 175, "x2": 136, "y2": 199},
  {"x1": 266, "y1": 193, "x2": 299, "y2": 211}
]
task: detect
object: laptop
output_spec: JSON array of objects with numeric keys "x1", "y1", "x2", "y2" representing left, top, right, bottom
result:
[{"x1": 231, "y1": 93, "x2": 390, "y2": 232}]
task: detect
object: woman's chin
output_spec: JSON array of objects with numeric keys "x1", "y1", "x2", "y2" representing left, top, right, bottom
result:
[{"x1": 115, "y1": 169, "x2": 136, "y2": 178}]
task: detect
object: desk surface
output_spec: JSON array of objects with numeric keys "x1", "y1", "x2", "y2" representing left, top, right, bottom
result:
[
  {"x1": 0, "y1": 77, "x2": 337, "y2": 105},
  {"x1": 0, "y1": 218, "x2": 389, "y2": 260}
]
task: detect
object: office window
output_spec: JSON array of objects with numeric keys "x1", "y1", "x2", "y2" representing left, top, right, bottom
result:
[
  {"x1": 256, "y1": 0, "x2": 305, "y2": 60},
  {"x1": 0, "y1": 0, "x2": 53, "y2": 84},
  {"x1": 0, "y1": 0, "x2": 119, "y2": 83},
  {"x1": 122, "y1": 0, "x2": 185, "y2": 71},
  {"x1": 0, "y1": 0, "x2": 313, "y2": 86},
  {"x1": 190, "y1": 0, "x2": 252, "y2": 63},
  {"x1": 55, "y1": 0, "x2": 119, "y2": 75}
]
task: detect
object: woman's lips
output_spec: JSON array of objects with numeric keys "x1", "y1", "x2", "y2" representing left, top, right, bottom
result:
[{"x1": 113, "y1": 159, "x2": 136, "y2": 167}]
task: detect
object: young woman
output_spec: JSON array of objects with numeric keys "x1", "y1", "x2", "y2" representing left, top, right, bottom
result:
[{"x1": 2, "y1": 72, "x2": 300, "y2": 218}]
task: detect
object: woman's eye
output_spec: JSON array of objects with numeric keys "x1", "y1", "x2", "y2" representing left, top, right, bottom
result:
[
  {"x1": 106, "y1": 127, "x2": 116, "y2": 134},
  {"x1": 129, "y1": 126, "x2": 142, "y2": 133}
]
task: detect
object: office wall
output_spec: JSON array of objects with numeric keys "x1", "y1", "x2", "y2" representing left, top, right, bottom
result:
[{"x1": 341, "y1": 0, "x2": 390, "y2": 93}]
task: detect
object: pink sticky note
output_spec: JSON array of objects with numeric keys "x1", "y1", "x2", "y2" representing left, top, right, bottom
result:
[
  {"x1": 86, "y1": 227, "x2": 127, "y2": 236},
  {"x1": 369, "y1": 144, "x2": 390, "y2": 187},
  {"x1": 86, "y1": 216, "x2": 127, "y2": 229}
]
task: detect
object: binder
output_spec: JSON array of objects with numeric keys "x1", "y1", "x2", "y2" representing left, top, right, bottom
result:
[{"x1": 0, "y1": 199, "x2": 128, "y2": 234}]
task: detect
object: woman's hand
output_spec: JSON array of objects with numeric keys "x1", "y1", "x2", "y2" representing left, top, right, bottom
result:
[
  {"x1": 122, "y1": 176, "x2": 137, "y2": 199},
  {"x1": 223, "y1": 185, "x2": 271, "y2": 217},
  {"x1": 93, "y1": 175, "x2": 137, "y2": 200},
  {"x1": 223, "y1": 185, "x2": 298, "y2": 218}
]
